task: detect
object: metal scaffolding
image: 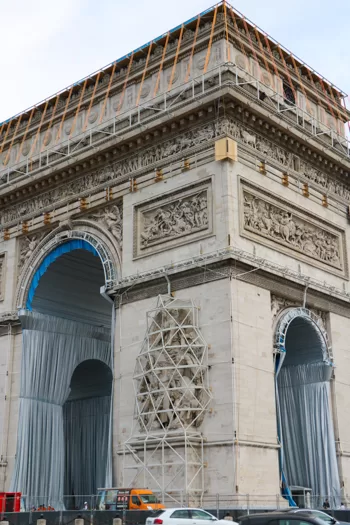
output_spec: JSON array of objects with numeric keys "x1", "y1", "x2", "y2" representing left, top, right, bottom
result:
[
  {"x1": 0, "y1": 0, "x2": 349, "y2": 191},
  {"x1": 123, "y1": 295, "x2": 212, "y2": 504},
  {"x1": 0, "y1": 61, "x2": 348, "y2": 190}
]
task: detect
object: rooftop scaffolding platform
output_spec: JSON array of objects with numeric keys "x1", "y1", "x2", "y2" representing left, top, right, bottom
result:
[{"x1": 0, "y1": 1, "x2": 349, "y2": 189}]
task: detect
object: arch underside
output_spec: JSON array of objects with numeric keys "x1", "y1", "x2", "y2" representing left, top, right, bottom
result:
[
  {"x1": 276, "y1": 311, "x2": 340, "y2": 506},
  {"x1": 32, "y1": 249, "x2": 111, "y2": 327},
  {"x1": 11, "y1": 243, "x2": 114, "y2": 509}
]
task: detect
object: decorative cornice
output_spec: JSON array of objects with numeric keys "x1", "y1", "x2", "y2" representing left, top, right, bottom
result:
[
  {"x1": 2, "y1": 111, "x2": 350, "y2": 235},
  {"x1": 1, "y1": 64, "x2": 349, "y2": 209},
  {"x1": 109, "y1": 246, "x2": 350, "y2": 305}
]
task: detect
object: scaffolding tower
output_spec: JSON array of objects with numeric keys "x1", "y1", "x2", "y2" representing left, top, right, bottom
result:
[{"x1": 123, "y1": 295, "x2": 212, "y2": 504}]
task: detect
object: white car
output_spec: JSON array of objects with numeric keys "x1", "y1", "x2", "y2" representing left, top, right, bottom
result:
[{"x1": 146, "y1": 508, "x2": 238, "y2": 525}]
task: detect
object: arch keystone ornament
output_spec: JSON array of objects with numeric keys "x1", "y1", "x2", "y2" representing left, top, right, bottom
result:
[{"x1": 123, "y1": 295, "x2": 212, "y2": 503}]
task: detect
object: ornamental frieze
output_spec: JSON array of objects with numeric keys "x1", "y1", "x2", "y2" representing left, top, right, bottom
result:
[
  {"x1": 134, "y1": 180, "x2": 212, "y2": 258},
  {"x1": 1, "y1": 121, "x2": 218, "y2": 227},
  {"x1": 240, "y1": 180, "x2": 347, "y2": 276},
  {"x1": 2, "y1": 117, "x2": 350, "y2": 228},
  {"x1": 223, "y1": 119, "x2": 350, "y2": 201}
]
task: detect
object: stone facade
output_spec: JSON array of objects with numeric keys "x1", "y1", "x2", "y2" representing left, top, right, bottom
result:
[{"x1": 0, "y1": 5, "x2": 350, "y2": 507}]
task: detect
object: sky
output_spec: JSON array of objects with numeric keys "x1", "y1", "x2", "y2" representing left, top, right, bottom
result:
[{"x1": 0, "y1": 0, "x2": 349, "y2": 122}]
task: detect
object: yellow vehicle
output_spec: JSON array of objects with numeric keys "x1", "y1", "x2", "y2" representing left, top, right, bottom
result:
[{"x1": 97, "y1": 488, "x2": 165, "y2": 511}]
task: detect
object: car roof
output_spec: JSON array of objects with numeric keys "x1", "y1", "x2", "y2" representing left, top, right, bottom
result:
[
  {"x1": 275, "y1": 509, "x2": 326, "y2": 513},
  {"x1": 239, "y1": 512, "x2": 325, "y2": 523},
  {"x1": 166, "y1": 508, "x2": 210, "y2": 511}
]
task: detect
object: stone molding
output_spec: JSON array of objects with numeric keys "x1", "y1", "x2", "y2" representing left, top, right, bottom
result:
[
  {"x1": 0, "y1": 311, "x2": 19, "y2": 324},
  {"x1": 240, "y1": 179, "x2": 348, "y2": 278},
  {"x1": 2, "y1": 115, "x2": 350, "y2": 231},
  {"x1": 110, "y1": 254, "x2": 350, "y2": 324},
  {"x1": 271, "y1": 294, "x2": 328, "y2": 332},
  {"x1": 133, "y1": 179, "x2": 212, "y2": 258},
  {"x1": 17, "y1": 201, "x2": 123, "y2": 282},
  {"x1": 1, "y1": 120, "x2": 219, "y2": 228}
]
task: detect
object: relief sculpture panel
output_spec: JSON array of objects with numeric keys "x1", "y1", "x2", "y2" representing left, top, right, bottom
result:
[
  {"x1": 134, "y1": 180, "x2": 212, "y2": 258},
  {"x1": 240, "y1": 180, "x2": 347, "y2": 277}
]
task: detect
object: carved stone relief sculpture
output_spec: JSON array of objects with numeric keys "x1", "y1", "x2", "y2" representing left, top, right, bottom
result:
[
  {"x1": 134, "y1": 180, "x2": 212, "y2": 258},
  {"x1": 241, "y1": 181, "x2": 346, "y2": 275},
  {"x1": 18, "y1": 233, "x2": 46, "y2": 277},
  {"x1": 87, "y1": 203, "x2": 123, "y2": 248},
  {"x1": 133, "y1": 295, "x2": 212, "y2": 433},
  {"x1": 3, "y1": 117, "x2": 350, "y2": 228}
]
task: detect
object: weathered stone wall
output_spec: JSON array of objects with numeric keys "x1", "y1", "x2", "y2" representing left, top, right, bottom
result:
[{"x1": 328, "y1": 313, "x2": 350, "y2": 497}]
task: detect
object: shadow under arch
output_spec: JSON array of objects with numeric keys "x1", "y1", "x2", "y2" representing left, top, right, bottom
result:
[
  {"x1": 274, "y1": 307, "x2": 340, "y2": 508},
  {"x1": 63, "y1": 359, "x2": 113, "y2": 510},
  {"x1": 11, "y1": 230, "x2": 116, "y2": 510}
]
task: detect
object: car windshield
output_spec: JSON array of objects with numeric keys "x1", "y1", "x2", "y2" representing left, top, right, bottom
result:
[
  {"x1": 105, "y1": 490, "x2": 118, "y2": 504},
  {"x1": 140, "y1": 494, "x2": 159, "y2": 503}
]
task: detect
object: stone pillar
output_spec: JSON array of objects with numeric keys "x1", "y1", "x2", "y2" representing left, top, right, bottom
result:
[
  {"x1": 328, "y1": 312, "x2": 350, "y2": 500},
  {"x1": 230, "y1": 279, "x2": 281, "y2": 499}
]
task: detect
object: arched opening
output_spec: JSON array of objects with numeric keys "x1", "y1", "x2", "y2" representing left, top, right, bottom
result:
[
  {"x1": 276, "y1": 310, "x2": 340, "y2": 507},
  {"x1": 64, "y1": 360, "x2": 112, "y2": 509},
  {"x1": 31, "y1": 245, "x2": 111, "y2": 327},
  {"x1": 11, "y1": 241, "x2": 114, "y2": 509}
]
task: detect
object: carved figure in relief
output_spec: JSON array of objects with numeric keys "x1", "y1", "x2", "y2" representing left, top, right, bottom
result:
[
  {"x1": 134, "y1": 297, "x2": 212, "y2": 432},
  {"x1": 18, "y1": 234, "x2": 45, "y2": 273},
  {"x1": 240, "y1": 129, "x2": 256, "y2": 147},
  {"x1": 243, "y1": 192, "x2": 341, "y2": 267},
  {"x1": 89, "y1": 204, "x2": 123, "y2": 246},
  {"x1": 141, "y1": 191, "x2": 208, "y2": 247}
]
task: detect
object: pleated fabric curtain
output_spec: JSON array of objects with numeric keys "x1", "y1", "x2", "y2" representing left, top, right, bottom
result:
[
  {"x1": 11, "y1": 310, "x2": 112, "y2": 510},
  {"x1": 277, "y1": 361, "x2": 340, "y2": 507},
  {"x1": 63, "y1": 396, "x2": 111, "y2": 510}
]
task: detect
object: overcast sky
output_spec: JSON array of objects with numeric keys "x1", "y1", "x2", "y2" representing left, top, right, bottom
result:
[{"x1": 0, "y1": 0, "x2": 349, "y2": 122}]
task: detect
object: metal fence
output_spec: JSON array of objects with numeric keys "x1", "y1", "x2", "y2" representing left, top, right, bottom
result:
[
  {"x1": 2, "y1": 498, "x2": 350, "y2": 525},
  {"x1": 11, "y1": 493, "x2": 350, "y2": 512}
]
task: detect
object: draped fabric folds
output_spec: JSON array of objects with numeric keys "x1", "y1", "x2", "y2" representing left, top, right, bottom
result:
[
  {"x1": 277, "y1": 361, "x2": 340, "y2": 507},
  {"x1": 11, "y1": 311, "x2": 112, "y2": 510},
  {"x1": 63, "y1": 396, "x2": 111, "y2": 509}
]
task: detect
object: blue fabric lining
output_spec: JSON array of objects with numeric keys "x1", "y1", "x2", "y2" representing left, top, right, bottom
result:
[{"x1": 26, "y1": 240, "x2": 98, "y2": 311}]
